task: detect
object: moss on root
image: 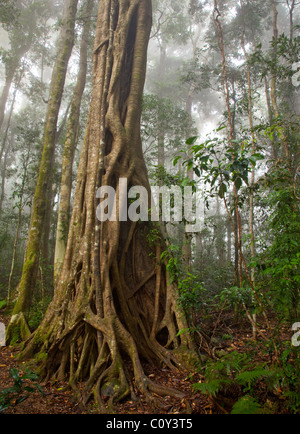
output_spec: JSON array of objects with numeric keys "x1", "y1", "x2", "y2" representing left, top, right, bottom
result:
[
  {"x1": 6, "y1": 313, "x2": 31, "y2": 346},
  {"x1": 172, "y1": 346, "x2": 201, "y2": 371}
]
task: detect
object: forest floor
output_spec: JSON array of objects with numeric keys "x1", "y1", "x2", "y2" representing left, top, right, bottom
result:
[{"x1": 0, "y1": 309, "x2": 293, "y2": 414}]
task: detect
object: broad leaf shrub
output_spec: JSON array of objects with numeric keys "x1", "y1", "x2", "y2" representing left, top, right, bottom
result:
[{"x1": 0, "y1": 368, "x2": 44, "y2": 413}]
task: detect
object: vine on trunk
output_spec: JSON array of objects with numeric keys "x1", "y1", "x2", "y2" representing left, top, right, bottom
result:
[{"x1": 20, "y1": 0, "x2": 195, "y2": 411}]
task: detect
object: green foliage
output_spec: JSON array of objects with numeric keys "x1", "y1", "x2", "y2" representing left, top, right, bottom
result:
[
  {"x1": 160, "y1": 245, "x2": 181, "y2": 283},
  {"x1": 194, "y1": 351, "x2": 247, "y2": 396},
  {"x1": 231, "y1": 395, "x2": 262, "y2": 414},
  {"x1": 174, "y1": 134, "x2": 264, "y2": 208},
  {"x1": 218, "y1": 284, "x2": 255, "y2": 312},
  {"x1": 178, "y1": 272, "x2": 206, "y2": 313},
  {"x1": 0, "y1": 368, "x2": 44, "y2": 414},
  {"x1": 27, "y1": 297, "x2": 51, "y2": 331},
  {"x1": 249, "y1": 34, "x2": 300, "y2": 82},
  {"x1": 194, "y1": 342, "x2": 300, "y2": 414},
  {"x1": 0, "y1": 0, "x2": 20, "y2": 28},
  {"x1": 142, "y1": 94, "x2": 191, "y2": 167},
  {"x1": 258, "y1": 163, "x2": 300, "y2": 320}
]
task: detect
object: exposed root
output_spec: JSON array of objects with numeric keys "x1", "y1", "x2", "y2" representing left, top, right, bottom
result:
[{"x1": 17, "y1": 0, "x2": 198, "y2": 414}]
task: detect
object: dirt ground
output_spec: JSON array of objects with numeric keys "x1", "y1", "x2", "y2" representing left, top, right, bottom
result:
[
  {"x1": 0, "y1": 312, "x2": 213, "y2": 415},
  {"x1": 0, "y1": 310, "x2": 294, "y2": 415}
]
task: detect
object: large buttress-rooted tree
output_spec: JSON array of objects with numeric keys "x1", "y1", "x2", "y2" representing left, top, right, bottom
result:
[{"x1": 21, "y1": 0, "x2": 193, "y2": 410}]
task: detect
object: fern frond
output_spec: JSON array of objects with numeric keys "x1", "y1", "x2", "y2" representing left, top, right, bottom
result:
[
  {"x1": 231, "y1": 395, "x2": 262, "y2": 414},
  {"x1": 194, "y1": 378, "x2": 231, "y2": 397},
  {"x1": 236, "y1": 368, "x2": 272, "y2": 389}
]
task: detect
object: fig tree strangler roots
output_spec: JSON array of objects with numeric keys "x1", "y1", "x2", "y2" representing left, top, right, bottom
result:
[
  {"x1": 19, "y1": 0, "x2": 195, "y2": 411},
  {"x1": 20, "y1": 223, "x2": 192, "y2": 410}
]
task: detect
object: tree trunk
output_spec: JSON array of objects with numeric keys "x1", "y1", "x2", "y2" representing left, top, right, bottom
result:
[
  {"x1": 6, "y1": 0, "x2": 78, "y2": 340},
  {"x1": 20, "y1": 0, "x2": 193, "y2": 411},
  {"x1": 7, "y1": 141, "x2": 32, "y2": 302},
  {"x1": 270, "y1": 0, "x2": 279, "y2": 118},
  {"x1": 157, "y1": 43, "x2": 167, "y2": 167},
  {"x1": 0, "y1": 137, "x2": 11, "y2": 213},
  {"x1": 0, "y1": 41, "x2": 30, "y2": 134},
  {"x1": 240, "y1": 5, "x2": 257, "y2": 338},
  {"x1": 182, "y1": 86, "x2": 195, "y2": 271},
  {"x1": 54, "y1": 0, "x2": 95, "y2": 279},
  {"x1": 0, "y1": 63, "x2": 17, "y2": 134}
]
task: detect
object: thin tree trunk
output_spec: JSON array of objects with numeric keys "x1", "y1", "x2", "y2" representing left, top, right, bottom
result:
[
  {"x1": 0, "y1": 67, "x2": 16, "y2": 134},
  {"x1": 0, "y1": 42, "x2": 30, "y2": 133},
  {"x1": 0, "y1": 84, "x2": 19, "y2": 212},
  {"x1": 270, "y1": 0, "x2": 279, "y2": 118},
  {"x1": 227, "y1": 219, "x2": 232, "y2": 263},
  {"x1": 7, "y1": 142, "x2": 32, "y2": 302},
  {"x1": 183, "y1": 86, "x2": 195, "y2": 271},
  {"x1": 157, "y1": 43, "x2": 166, "y2": 167},
  {"x1": 269, "y1": 0, "x2": 292, "y2": 164},
  {"x1": 286, "y1": 0, "x2": 295, "y2": 40},
  {"x1": 0, "y1": 139, "x2": 11, "y2": 212},
  {"x1": 0, "y1": 65, "x2": 23, "y2": 164},
  {"x1": 54, "y1": 0, "x2": 94, "y2": 279},
  {"x1": 241, "y1": 1, "x2": 257, "y2": 338},
  {"x1": 7, "y1": 0, "x2": 79, "y2": 339},
  {"x1": 214, "y1": 2, "x2": 242, "y2": 287}
]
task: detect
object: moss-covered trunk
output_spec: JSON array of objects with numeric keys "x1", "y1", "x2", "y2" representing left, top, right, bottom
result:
[
  {"x1": 54, "y1": 0, "x2": 95, "y2": 280},
  {"x1": 20, "y1": 0, "x2": 194, "y2": 412},
  {"x1": 7, "y1": 0, "x2": 79, "y2": 342}
]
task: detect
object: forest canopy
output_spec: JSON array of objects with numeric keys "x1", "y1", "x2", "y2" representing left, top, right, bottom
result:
[{"x1": 0, "y1": 0, "x2": 299, "y2": 415}]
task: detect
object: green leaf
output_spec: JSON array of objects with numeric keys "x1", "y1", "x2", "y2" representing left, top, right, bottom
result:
[
  {"x1": 22, "y1": 370, "x2": 39, "y2": 381},
  {"x1": 15, "y1": 395, "x2": 29, "y2": 405},
  {"x1": 234, "y1": 177, "x2": 242, "y2": 190},
  {"x1": 9, "y1": 368, "x2": 21, "y2": 383},
  {"x1": 0, "y1": 403, "x2": 10, "y2": 414},
  {"x1": 33, "y1": 383, "x2": 44, "y2": 396},
  {"x1": 194, "y1": 167, "x2": 201, "y2": 177},
  {"x1": 252, "y1": 152, "x2": 265, "y2": 160},
  {"x1": 249, "y1": 153, "x2": 265, "y2": 166},
  {"x1": 194, "y1": 379, "x2": 231, "y2": 397},
  {"x1": 186, "y1": 136, "x2": 198, "y2": 145},
  {"x1": 218, "y1": 183, "x2": 227, "y2": 199},
  {"x1": 173, "y1": 155, "x2": 181, "y2": 166},
  {"x1": 24, "y1": 386, "x2": 36, "y2": 393}
]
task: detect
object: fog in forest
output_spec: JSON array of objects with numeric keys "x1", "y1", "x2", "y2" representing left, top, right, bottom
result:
[{"x1": 0, "y1": 0, "x2": 299, "y2": 415}]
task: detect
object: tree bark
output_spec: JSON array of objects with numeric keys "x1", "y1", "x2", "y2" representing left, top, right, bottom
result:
[
  {"x1": 182, "y1": 86, "x2": 195, "y2": 271},
  {"x1": 270, "y1": 0, "x2": 279, "y2": 118},
  {"x1": 0, "y1": 33, "x2": 32, "y2": 133},
  {"x1": 0, "y1": 58, "x2": 19, "y2": 134},
  {"x1": 20, "y1": 0, "x2": 193, "y2": 411},
  {"x1": 7, "y1": 0, "x2": 79, "y2": 340},
  {"x1": 241, "y1": 4, "x2": 257, "y2": 338},
  {"x1": 54, "y1": 0, "x2": 95, "y2": 279},
  {"x1": 0, "y1": 81, "x2": 20, "y2": 212}
]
